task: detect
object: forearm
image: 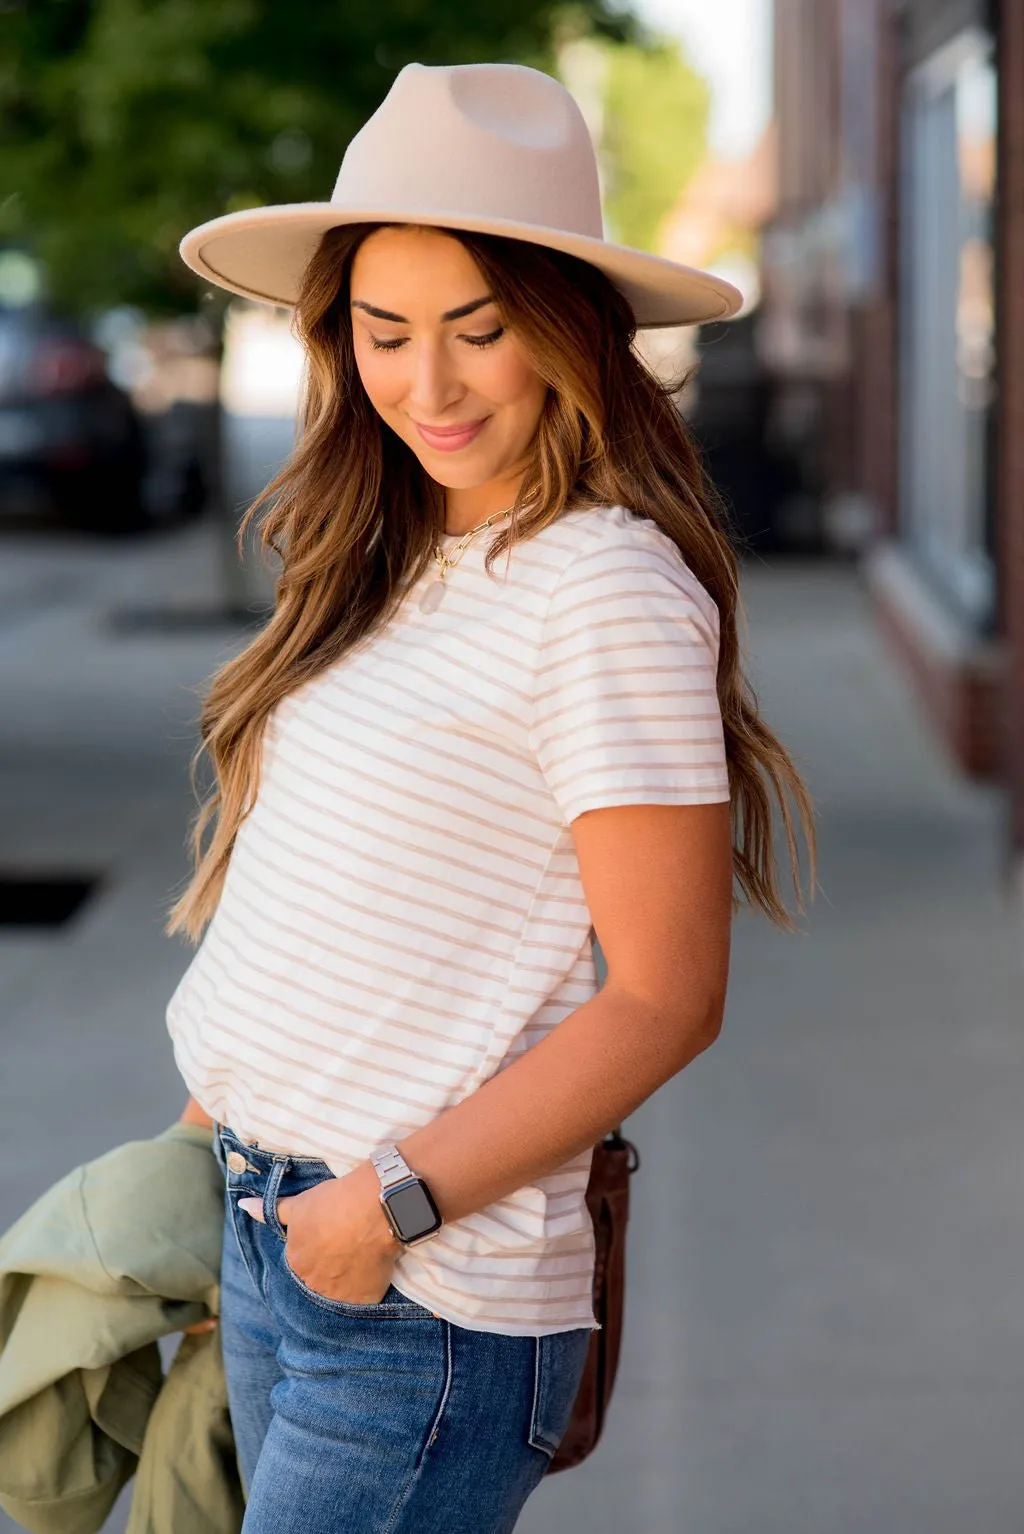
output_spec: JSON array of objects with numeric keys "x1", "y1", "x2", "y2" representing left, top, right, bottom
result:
[{"x1": 396, "y1": 979, "x2": 723, "y2": 1226}]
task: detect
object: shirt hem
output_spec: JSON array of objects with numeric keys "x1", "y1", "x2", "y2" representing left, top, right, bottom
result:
[
  {"x1": 563, "y1": 783, "x2": 731, "y2": 824},
  {"x1": 391, "y1": 1277, "x2": 602, "y2": 1338}
]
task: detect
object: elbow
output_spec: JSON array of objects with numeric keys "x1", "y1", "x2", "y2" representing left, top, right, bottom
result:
[
  {"x1": 701, "y1": 997, "x2": 726, "y2": 1048},
  {"x1": 612, "y1": 978, "x2": 726, "y2": 1071},
  {"x1": 641, "y1": 991, "x2": 726, "y2": 1078},
  {"x1": 678, "y1": 988, "x2": 727, "y2": 1061}
]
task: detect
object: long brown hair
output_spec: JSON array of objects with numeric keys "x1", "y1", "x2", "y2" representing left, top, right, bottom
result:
[{"x1": 166, "y1": 222, "x2": 815, "y2": 942}]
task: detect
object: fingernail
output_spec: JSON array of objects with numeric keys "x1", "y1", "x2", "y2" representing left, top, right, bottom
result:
[{"x1": 238, "y1": 1197, "x2": 264, "y2": 1221}]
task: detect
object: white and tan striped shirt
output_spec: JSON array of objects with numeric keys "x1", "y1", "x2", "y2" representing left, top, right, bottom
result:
[{"x1": 166, "y1": 503, "x2": 730, "y2": 1335}]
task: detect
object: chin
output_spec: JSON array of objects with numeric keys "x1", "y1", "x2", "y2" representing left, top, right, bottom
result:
[
  {"x1": 416, "y1": 456, "x2": 512, "y2": 492},
  {"x1": 433, "y1": 470, "x2": 504, "y2": 491}
]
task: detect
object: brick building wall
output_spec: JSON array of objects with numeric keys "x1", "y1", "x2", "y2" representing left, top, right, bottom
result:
[
  {"x1": 995, "y1": 0, "x2": 1024, "y2": 869},
  {"x1": 766, "y1": 0, "x2": 1023, "y2": 871}
]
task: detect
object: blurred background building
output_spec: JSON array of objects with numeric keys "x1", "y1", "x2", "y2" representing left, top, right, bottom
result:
[{"x1": 760, "y1": 0, "x2": 1023, "y2": 887}]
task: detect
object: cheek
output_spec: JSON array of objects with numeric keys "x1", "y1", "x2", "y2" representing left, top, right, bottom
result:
[
  {"x1": 353, "y1": 345, "x2": 407, "y2": 413},
  {"x1": 477, "y1": 346, "x2": 544, "y2": 409}
]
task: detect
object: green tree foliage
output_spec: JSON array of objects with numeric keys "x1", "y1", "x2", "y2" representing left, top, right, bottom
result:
[
  {"x1": 598, "y1": 37, "x2": 709, "y2": 253},
  {"x1": 0, "y1": 0, "x2": 634, "y2": 315}
]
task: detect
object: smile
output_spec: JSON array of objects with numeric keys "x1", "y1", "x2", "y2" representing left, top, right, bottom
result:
[{"x1": 412, "y1": 417, "x2": 489, "y2": 452}]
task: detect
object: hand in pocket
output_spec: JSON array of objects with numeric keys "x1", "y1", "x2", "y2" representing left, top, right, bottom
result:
[{"x1": 238, "y1": 1161, "x2": 400, "y2": 1305}]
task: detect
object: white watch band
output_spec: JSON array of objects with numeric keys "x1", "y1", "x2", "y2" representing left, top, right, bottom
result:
[{"x1": 370, "y1": 1142, "x2": 416, "y2": 1191}]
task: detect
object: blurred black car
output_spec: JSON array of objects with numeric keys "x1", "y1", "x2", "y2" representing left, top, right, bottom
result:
[
  {"x1": 0, "y1": 308, "x2": 148, "y2": 533},
  {"x1": 685, "y1": 312, "x2": 824, "y2": 555}
]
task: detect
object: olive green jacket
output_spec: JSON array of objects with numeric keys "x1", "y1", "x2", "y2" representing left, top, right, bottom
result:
[{"x1": 0, "y1": 1122, "x2": 242, "y2": 1534}]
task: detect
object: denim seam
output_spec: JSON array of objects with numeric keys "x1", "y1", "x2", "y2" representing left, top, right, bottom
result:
[
  {"x1": 527, "y1": 1335, "x2": 558, "y2": 1458},
  {"x1": 225, "y1": 1195, "x2": 263, "y2": 1299},
  {"x1": 262, "y1": 1160, "x2": 289, "y2": 1239},
  {"x1": 381, "y1": 1319, "x2": 454, "y2": 1534},
  {"x1": 423, "y1": 1319, "x2": 454, "y2": 1451}
]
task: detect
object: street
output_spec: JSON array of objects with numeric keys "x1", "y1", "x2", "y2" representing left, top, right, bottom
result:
[{"x1": 1, "y1": 522, "x2": 1022, "y2": 1533}]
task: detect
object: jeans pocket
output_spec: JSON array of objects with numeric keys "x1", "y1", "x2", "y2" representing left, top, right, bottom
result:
[
  {"x1": 279, "y1": 1244, "x2": 432, "y2": 1318},
  {"x1": 527, "y1": 1329, "x2": 592, "y2": 1459}
]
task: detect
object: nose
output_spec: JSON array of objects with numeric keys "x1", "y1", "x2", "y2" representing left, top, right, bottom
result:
[{"x1": 406, "y1": 337, "x2": 462, "y2": 419}]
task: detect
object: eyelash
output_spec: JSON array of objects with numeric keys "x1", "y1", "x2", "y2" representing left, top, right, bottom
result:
[{"x1": 368, "y1": 327, "x2": 505, "y2": 353}]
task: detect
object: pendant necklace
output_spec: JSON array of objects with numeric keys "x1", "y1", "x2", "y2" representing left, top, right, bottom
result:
[{"x1": 418, "y1": 504, "x2": 515, "y2": 613}]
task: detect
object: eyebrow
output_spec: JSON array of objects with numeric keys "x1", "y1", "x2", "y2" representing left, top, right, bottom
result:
[{"x1": 350, "y1": 296, "x2": 496, "y2": 324}]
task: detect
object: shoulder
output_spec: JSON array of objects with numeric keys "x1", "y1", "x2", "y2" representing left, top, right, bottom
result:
[{"x1": 536, "y1": 504, "x2": 720, "y2": 639}]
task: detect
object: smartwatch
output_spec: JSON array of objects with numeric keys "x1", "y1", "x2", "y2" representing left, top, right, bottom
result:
[{"x1": 369, "y1": 1143, "x2": 443, "y2": 1246}]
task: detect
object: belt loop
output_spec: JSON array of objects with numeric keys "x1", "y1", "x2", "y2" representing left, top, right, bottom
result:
[{"x1": 262, "y1": 1159, "x2": 289, "y2": 1238}]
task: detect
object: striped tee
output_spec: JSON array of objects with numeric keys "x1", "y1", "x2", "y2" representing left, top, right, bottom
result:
[{"x1": 166, "y1": 503, "x2": 730, "y2": 1335}]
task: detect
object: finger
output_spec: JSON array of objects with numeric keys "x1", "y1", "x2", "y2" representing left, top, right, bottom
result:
[
  {"x1": 237, "y1": 1197, "x2": 265, "y2": 1222},
  {"x1": 183, "y1": 1318, "x2": 218, "y2": 1335},
  {"x1": 276, "y1": 1196, "x2": 291, "y2": 1226}
]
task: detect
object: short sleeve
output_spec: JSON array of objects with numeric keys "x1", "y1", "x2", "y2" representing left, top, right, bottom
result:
[{"x1": 529, "y1": 525, "x2": 731, "y2": 824}]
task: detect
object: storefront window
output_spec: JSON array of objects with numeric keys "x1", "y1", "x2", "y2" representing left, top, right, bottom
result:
[{"x1": 899, "y1": 29, "x2": 997, "y2": 630}]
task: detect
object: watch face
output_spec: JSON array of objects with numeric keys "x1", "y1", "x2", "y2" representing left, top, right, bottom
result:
[{"x1": 385, "y1": 1181, "x2": 442, "y2": 1242}]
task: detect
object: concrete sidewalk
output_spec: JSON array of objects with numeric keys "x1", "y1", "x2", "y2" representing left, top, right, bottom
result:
[{"x1": 1, "y1": 527, "x2": 1022, "y2": 1533}]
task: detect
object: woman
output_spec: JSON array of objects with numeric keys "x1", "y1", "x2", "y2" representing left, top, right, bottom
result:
[{"x1": 168, "y1": 61, "x2": 814, "y2": 1533}]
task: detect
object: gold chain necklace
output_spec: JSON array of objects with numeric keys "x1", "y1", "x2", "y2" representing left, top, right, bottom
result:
[{"x1": 418, "y1": 504, "x2": 515, "y2": 613}]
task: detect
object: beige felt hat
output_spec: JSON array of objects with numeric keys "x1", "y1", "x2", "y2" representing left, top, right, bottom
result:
[{"x1": 179, "y1": 62, "x2": 742, "y2": 328}]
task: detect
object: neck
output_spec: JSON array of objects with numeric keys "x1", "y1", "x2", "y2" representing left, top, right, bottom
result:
[{"x1": 443, "y1": 473, "x2": 526, "y2": 536}]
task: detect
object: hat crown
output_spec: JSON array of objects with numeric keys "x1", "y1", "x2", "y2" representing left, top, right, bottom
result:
[{"x1": 331, "y1": 63, "x2": 604, "y2": 241}]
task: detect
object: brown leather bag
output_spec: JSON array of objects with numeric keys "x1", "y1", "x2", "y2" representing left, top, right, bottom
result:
[{"x1": 545, "y1": 1125, "x2": 640, "y2": 1474}]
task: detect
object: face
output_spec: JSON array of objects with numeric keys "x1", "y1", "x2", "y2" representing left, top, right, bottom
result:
[{"x1": 349, "y1": 226, "x2": 548, "y2": 501}]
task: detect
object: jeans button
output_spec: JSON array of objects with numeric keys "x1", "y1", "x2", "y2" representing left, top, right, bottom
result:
[{"x1": 226, "y1": 1151, "x2": 248, "y2": 1174}]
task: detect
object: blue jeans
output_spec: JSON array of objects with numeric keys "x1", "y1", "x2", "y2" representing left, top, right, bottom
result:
[{"x1": 213, "y1": 1125, "x2": 591, "y2": 1533}]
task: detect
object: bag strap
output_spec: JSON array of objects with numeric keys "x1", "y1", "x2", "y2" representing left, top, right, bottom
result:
[
  {"x1": 589, "y1": 923, "x2": 606, "y2": 989},
  {"x1": 589, "y1": 926, "x2": 629, "y2": 1145}
]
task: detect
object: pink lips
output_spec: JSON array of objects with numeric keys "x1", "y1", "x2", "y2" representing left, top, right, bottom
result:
[{"x1": 413, "y1": 416, "x2": 488, "y2": 452}]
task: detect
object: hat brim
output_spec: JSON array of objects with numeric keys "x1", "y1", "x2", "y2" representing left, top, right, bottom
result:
[{"x1": 179, "y1": 203, "x2": 743, "y2": 328}]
